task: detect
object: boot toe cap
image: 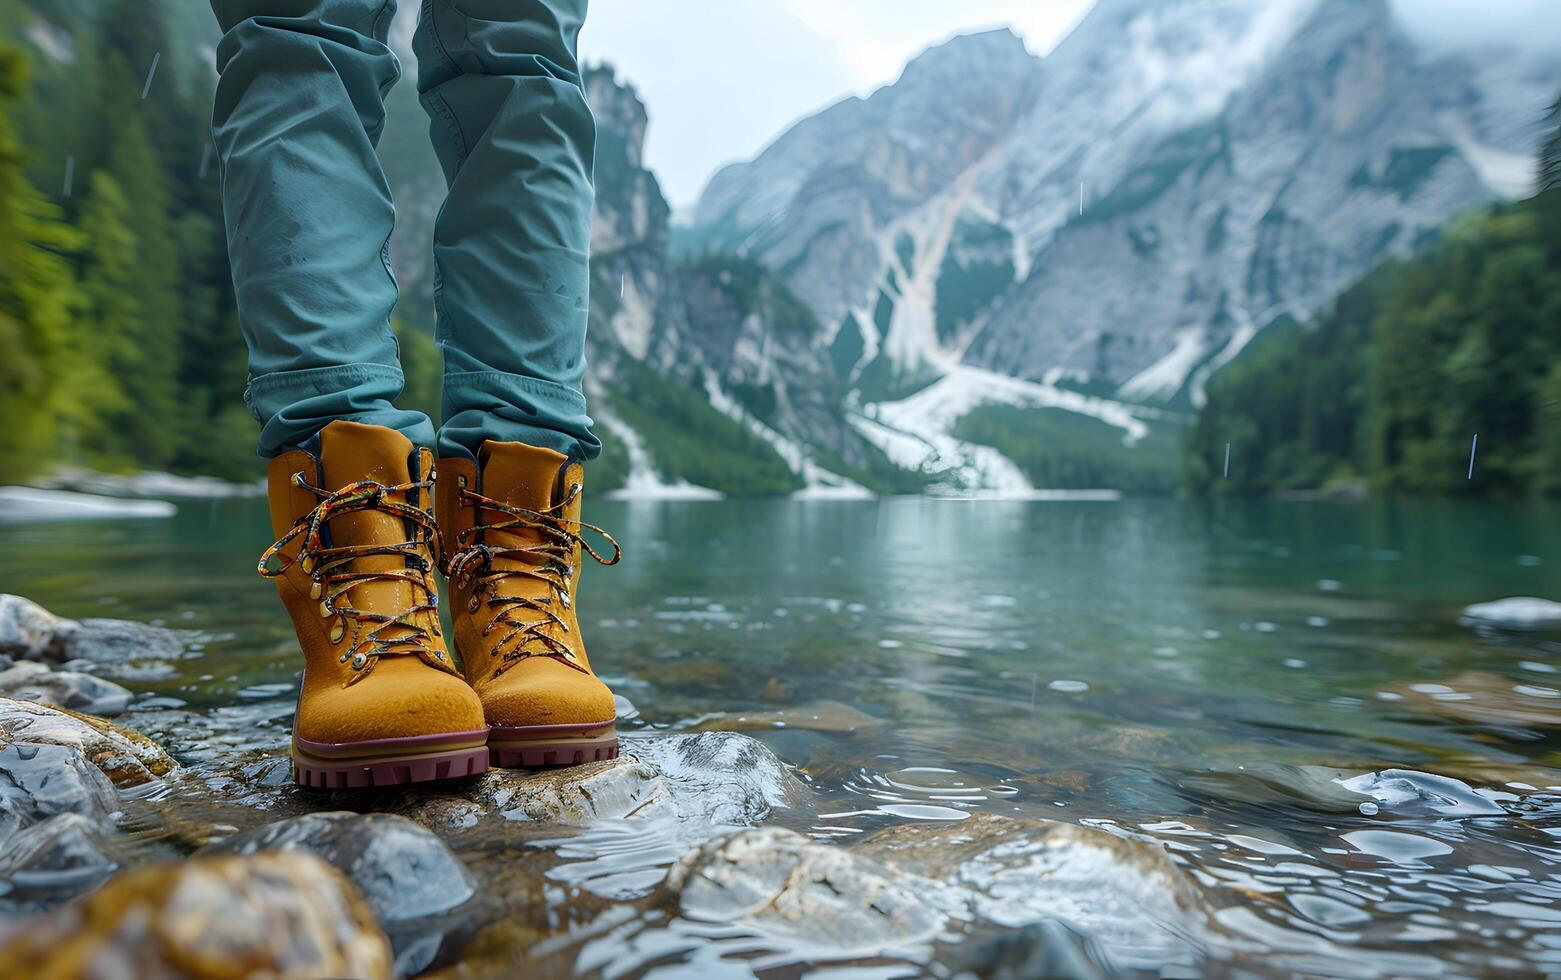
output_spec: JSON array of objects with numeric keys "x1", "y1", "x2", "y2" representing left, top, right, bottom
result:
[
  {"x1": 295, "y1": 659, "x2": 487, "y2": 744},
  {"x1": 478, "y1": 658, "x2": 616, "y2": 728}
]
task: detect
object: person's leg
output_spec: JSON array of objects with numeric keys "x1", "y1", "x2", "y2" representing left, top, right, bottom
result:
[
  {"x1": 211, "y1": 0, "x2": 433, "y2": 456},
  {"x1": 412, "y1": 0, "x2": 601, "y2": 462},
  {"x1": 211, "y1": 1, "x2": 485, "y2": 789}
]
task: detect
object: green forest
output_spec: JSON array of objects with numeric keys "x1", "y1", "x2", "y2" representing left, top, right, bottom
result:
[
  {"x1": 0, "y1": 0, "x2": 449, "y2": 483},
  {"x1": 1185, "y1": 182, "x2": 1561, "y2": 498}
]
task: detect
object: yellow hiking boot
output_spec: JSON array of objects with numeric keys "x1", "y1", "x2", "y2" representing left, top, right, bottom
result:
[
  {"x1": 436, "y1": 441, "x2": 621, "y2": 767},
  {"x1": 260, "y1": 421, "x2": 488, "y2": 787}
]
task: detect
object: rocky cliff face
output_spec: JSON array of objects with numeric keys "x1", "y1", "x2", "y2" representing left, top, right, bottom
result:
[{"x1": 582, "y1": 68, "x2": 889, "y2": 494}]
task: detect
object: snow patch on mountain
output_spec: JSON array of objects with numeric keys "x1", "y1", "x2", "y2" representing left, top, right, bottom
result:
[
  {"x1": 595, "y1": 406, "x2": 722, "y2": 501},
  {"x1": 851, "y1": 365, "x2": 1156, "y2": 492},
  {"x1": 700, "y1": 374, "x2": 873, "y2": 498}
]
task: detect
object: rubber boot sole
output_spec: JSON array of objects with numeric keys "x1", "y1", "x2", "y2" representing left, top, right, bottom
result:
[
  {"x1": 488, "y1": 720, "x2": 618, "y2": 768},
  {"x1": 291, "y1": 728, "x2": 490, "y2": 788}
]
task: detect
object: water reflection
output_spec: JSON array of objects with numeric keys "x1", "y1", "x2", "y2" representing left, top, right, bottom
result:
[{"x1": 1, "y1": 496, "x2": 1559, "y2": 973}]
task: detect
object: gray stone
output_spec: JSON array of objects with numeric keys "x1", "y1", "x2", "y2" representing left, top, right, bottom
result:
[
  {"x1": 0, "y1": 594, "x2": 65, "y2": 661},
  {"x1": 0, "y1": 661, "x2": 134, "y2": 716},
  {"x1": 58, "y1": 618, "x2": 190, "y2": 669},
  {"x1": 205, "y1": 811, "x2": 478, "y2": 976},
  {"x1": 0, "y1": 697, "x2": 176, "y2": 786},
  {"x1": 399, "y1": 732, "x2": 807, "y2": 830},
  {"x1": 665, "y1": 827, "x2": 946, "y2": 952},
  {"x1": 1461, "y1": 596, "x2": 1561, "y2": 631},
  {"x1": 0, "y1": 741, "x2": 118, "y2": 841},
  {"x1": 859, "y1": 815, "x2": 1209, "y2": 974},
  {"x1": 0, "y1": 594, "x2": 191, "y2": 675},
  {"x1": 0, "y1": 812, "x2": 122, "y2": 911}
]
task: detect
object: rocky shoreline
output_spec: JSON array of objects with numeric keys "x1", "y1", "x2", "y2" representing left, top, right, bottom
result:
[
  {"x1": 2, "y1": 591, "x2": 1558, "y2": 975},
  {"x1": 0, "y1": 592, "x2": 1221, "y2": 976}
]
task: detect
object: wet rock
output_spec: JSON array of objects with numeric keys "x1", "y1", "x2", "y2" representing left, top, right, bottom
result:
[
  {"x1": 0, "y1": 813, "x2": 122, "y2": 911},
  {"x1": 206, "y1": 812, "x2": 478, "y2": 976},
  {"x1": 1335, "y1": 769, "x2": 1508, "y2": 817},
  {"x1": 0, "y1": 593, "x2": 191, "y2": 674},
  {"x1": 1386, "y1": 671, "x2": 1561, "y2": 729},
  {"x1": 1172, "y1": 763, "x2": 1383, "y2": 813},
  {"x1": 1460, "y1": 596, "x2": 1561, "y2": 631},
  {"x1": 0, "y1": 594, "x2": 64, "y2": 660},
  {"x1": 400, "y1": 732, "x2": 806, "y2": 829},
  {"x1": 664, "y1": 827, "x2": 947, "y2": 952},
  {"x1": 0, "y1": 696, "x2": 176, "y2": 785},
  {"x1": 625, "y1": 731, "x2": 807, "y2": 826},
  {"x1": 0, "y1": 741, "x2": 118, "y2": 840},
  {"x1": 0, "y1": 660, "x2": 133, "y2": 716},
  {"x1": 859, "y1": 815, "x2": 1209, "y2": 973},
  {"x1": 0, "y1": 852, "x2": 392, "y2": 978},
  {"x1": 936, "y1": 919, "x2": 1113, "y2": 980}
]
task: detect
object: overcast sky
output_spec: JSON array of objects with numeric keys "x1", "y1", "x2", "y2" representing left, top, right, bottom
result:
[{"x1": 579, "y1": 0, "x2": 1559, "y2": 211}]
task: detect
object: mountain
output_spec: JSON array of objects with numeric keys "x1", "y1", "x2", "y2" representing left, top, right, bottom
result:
[
  {"x1": 580, "y1": 67, "x2": 910, "y2": 496},
  {"x1": 688, "y1": 0, "x2": 1558, "y2": 490}
]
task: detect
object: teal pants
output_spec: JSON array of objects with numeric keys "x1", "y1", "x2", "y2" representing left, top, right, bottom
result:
[{"x1": 210, "y1": 0, "x2": 600, "y2": 461}]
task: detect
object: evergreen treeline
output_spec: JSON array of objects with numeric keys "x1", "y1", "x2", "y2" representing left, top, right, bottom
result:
[
  {"x1": 0, "y1": 1, "x2": 268, "y2": 480},
  {"x1": 1186, "y1": 188, "x2": 1561, "y2": 497},
  {"x1": 1187, "y1": 98, "x2": 1561, "y2": 497}
]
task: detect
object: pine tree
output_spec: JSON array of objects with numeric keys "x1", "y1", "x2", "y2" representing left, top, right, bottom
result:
[
  {"x1": 0, "y1": 46, "x2": 78, "y2": 477},
  {"x1": 89, "y1": 49, "x2": 183, "y2": 465},
  {"x1": 66, "y1": 171, "x2": 137, "y2": 460}
]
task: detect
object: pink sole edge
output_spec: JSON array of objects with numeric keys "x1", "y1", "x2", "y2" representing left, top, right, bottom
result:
[
  {"x1": 488, "y1": 739, "x2": 619, "y2": 769},
  {"x1": 291, "y1": 744, "x2": 490, "y2": 789}
]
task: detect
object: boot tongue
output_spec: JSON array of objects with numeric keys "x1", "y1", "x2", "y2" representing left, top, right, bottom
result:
[
  {"x1": 317, "y1": 421, "x2": 418, "y2": 627},
  {"x1": 478, "y1": 441, "x2": 569, "y2": 578},
  {"x1": 479, "y1": 441, "x2": 569, "y2": 512}
]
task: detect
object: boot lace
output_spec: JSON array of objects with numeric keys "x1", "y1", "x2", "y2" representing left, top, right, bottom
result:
[
  {"x1": 258, "y1": 472, "x2": 445, "y2": 683},
  {"x1": 445, "y1": 480, "x2": 620, "y2": 675}
]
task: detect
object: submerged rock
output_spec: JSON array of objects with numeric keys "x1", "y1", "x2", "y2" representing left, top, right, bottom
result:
[
  {"x1": 624, "y1": 731, "x2": 807, "y2": 826},
  {"x1": 1386, "y1": 671, "x2": 1561, "y2": 729},
  {"x1": 1334, "y1": 769, "x2": 1507, "y2": 817},
  {"x1": 398, "y1": 731, "x2": 806, "y2": 830},
  {"x1": 0, "y1": 660, "x2": 133, "y2": 716},
  {"x1": 0, "y1": 696, "x2": 176, "y2": 785},
  {"x1": 0, "y1": 812, "x2": 123, "y2": 911},
  {"x1": 0, "y1": 852, "x2": 391, "y2": 979},
  {"x1": 1460, "y1": 596, "x2": 1561, "y2": 631},
  {"x1": 0, "y1": 593, "x2": 191, "y2": 674},
  {"x1": 0, "y1": 741, "x2": 118, "y2": 840},
  {"x1": 858, "y1": 815, "x2": 1208, "y2": 972},
  {"x1": 206, "y1": 812, "x2": 479, "y2": 975},
  {"x1": 0, "y1": 594, "x2": 64, "y2": 660},
  {"x1": 633, "y1": 815, "x2": 1207, "y2": 975},
  {"x1": 665, "y1": 827, "x2": 946, "y2": 952}
]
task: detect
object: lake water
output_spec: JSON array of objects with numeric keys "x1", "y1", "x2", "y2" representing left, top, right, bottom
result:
[{"x1": 3, "y1": 496, "x2": 1560, "y2": 974}]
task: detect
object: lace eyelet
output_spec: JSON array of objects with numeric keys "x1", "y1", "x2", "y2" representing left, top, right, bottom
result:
[
  {"x1": 467, "y1": 595, "x2": 480, "y2": 613},
  {"x1": 292, "y1": 471, "x2": 306, "y2": 487},
  {"x1": 350, "y1": 652, "x2": 367, "y2": 670},
  {"x1": 558, "y1": 590, "x2": 571, "y2": 608},
  {"x1": 328, "y1": 619, "x2": 346, "y2": 644},
  {"x1": 309, "y1": 580, "x2": 323, "y2": 600},
  {"x1": 318, "y1": 599, "x2": 332, "y2": 618}
]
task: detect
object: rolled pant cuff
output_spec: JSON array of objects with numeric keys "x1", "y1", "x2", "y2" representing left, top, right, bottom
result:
[
  {"x1": 438, "y1": 370, "x2": 600, "y2": 462},
  {"x1": 246, "y1": 363, "x2": 435, "y2": 457}
]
